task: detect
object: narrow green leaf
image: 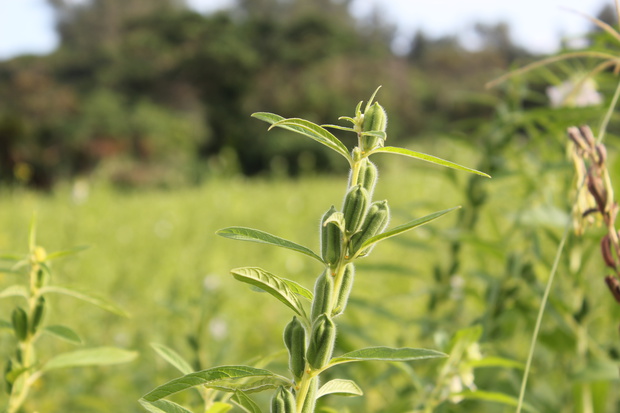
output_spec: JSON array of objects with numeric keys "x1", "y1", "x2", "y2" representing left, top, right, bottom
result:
[
  {"x1": 467, "y1": 356, "x2": 524, "y2": 370},
  {"x1": 360, "y1": 130, "x2": 386, "y2": 141},
  {"x1": 0, "y1": 253, "x2": 22, "y2": 261},
  {"x1": 359, "y1": 207, "x2": 460, "y2": 252},
  {"x1": 328, "y1": 347, "x2": 446, "y2": 368},
  {"x1": 317, "y1": 379, "x2": 363, "y2": 399},
  {"x1": 39, "y1": 285, "x2": 128, "y2": 317},
  {"x1": 150, "y1": 343, "x2": 193, "y2": 375},
  {"x1": 216, "y1": 227, "x2": 323, "y2": 263},
  {"x1": 454, "y1": 390, "x2": 539, "y2": 412},
  {"x1": 0, "y1": 285, "x2": 29, "y2": 300},
  {"x1": 0, "y1": 319, "x2": 12, "y2": 330},
  {"x1": 141, "y1": 366, "x2": 290, "y2": 402},
  {"x1": 231, "y1": 267, "x2": 308, "y2": 320},
  {"x1": 43, "y1": 325, "x2": 83, "y2": 344},
  {"x1": 282, "y1": 279, "x2": 313, "y2": 301},
  {"x1": 231, "y1": 390, "x2": 263, "y2": 413},
  {"x1": 252, "y1": 113, "x2": 351, "y2": 162},
  {"x1": 371, "y1": 146, "x2": 490, "y2": 178},
  {"x1": 44, "y1": 245, "x2": 89, "y2": 261},
  {"x1": 139, "y1": 399, "x2": 193, "y2": 413},
  {"x1": 322, "y1": 124, "x2": 356, "y2": 133},
  {"x1": 42, "y1": 347, "x2": 137, "y2": 371}
]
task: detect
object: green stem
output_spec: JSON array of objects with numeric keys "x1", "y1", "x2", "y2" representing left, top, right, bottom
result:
[{"x1": 597, "y1": 77, "x2": 620, "y2": 144}]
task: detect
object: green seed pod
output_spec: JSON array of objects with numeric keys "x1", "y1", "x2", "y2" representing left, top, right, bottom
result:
[
  {"x1": 332, "y1": 264, "x2": 355, "y2": 317},
  {"x1": 342, "y1": 185, "x2": 369, "y2": 234},
  {"x1": 35, "y1": 266, "x2": 49, "y2": 289},
  {"x1": 283, "y1": 316, "x2": 306, "y2": 380},
  {"x1": 353, "y1": 158, "x2": 379, "y2": 196},
  {"x1": 300, "y1": 377, "x2": 318, "y2": 413},
  {"x1": 361, "y1": 102, "x2": 387, "y2": 152},
  {"x1": 350, "y1": 200, "x2": 390, "y2": 257},
  {"x1": 311, "y1": 271, "x2": 334, "y2": 321},
  {"x1": 11, "y1": 307, "x2": 28, "y2": 341},
  {"x1": 4, "y1": 359, "x2": 13, "y2": 394},
  {"x1": 320, "y1": 206, "x2": 342, "y2": 265},
  {"x1": 306, "y1": 314, "x2": 336, "y2": 370},
  {"x1": 271, "y1": 386, "x2": 296, "y2": 413},
  {"x1": 30, "y1": 297, "x2": 45, "y2": 334}
]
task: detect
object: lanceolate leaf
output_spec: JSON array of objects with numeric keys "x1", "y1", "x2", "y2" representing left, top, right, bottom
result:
[
  {"x1": 371, "y1": 146, "x2": 490, "y2": 178},
  {"x1": 252, "y1": 113, "x2": 351, "y2": 163},
  {"x1": 216, "y1": 227, "x2": 323, "y2": 263},
  {"x1": 44, "y1": 245, "x2": 90, "y2": 261},
  {"x1": 359, "y1": 207, "x2": 460, "y2": 252},
  {"x1": 43, "y1": 325, "x2": 83, "y2": 344},
  {"x1": 231, "y1": 390, "x2": 263, "y2": 413},
  {"x1": 139, "y1": 399, "x2": 193, "y2": 413},
  {"x1": 141, "y1": 366, "x2": 290, "y2": 402},
  {"x1": 328, "y1": 347, "x2": 446, "y2": 368},
  {"x1": 453, "y1": 390, "x2": 539, "y2": 412},
  {"x1": 0, "y1": 285, "x2": 29, "y2": 300},
  {"x1": 230, "y1": 267, "x2": 308, "y2": 321},
  {"x1": 150, "y1": 343, "x2": 194, "y2": 375},
  {"x1": 317, "y1": 379, "x2": 363, "y2": 399},
  {"x1": 0, "y1": 319, "x2": 12, "y2": 330},
  {"x1": 39, "y1": 285, "x2": 128, "y2": 317},
  {"x1": 42, "y1": 347, "x2": 137, "y2": 371},
  {"x1": 282, "y1": 279, "x2": 313, "y2": 301}
]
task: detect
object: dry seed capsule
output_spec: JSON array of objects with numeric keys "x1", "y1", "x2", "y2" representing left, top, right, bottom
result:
[
  {"x1": 306, "y1": 314, "x2": 336, "y2": 370},
  {"x1": 30, "y1": 297, "x2": 45, "y2": 334},
  {"x1": 283, "y1": 316, "x2": 306, "y2": 380},
  {"x1": 332, "y1": 263, "x2": 355, "y2": 317},
  {"x1": 342, "y1": 185, "x2": 369, "y2": 234},
  {"x1": 320, "y1": 206, "x2": 342, "y2": 265},
  {"x1": 311, "y1": 270, "x2": 334, "y2": 321},
  {"x1": 271, "y1": 386, "x2": 296, "y2": 413},
  {"x1": 350, "y1": 200, "x2": 390, "y2": 256},
  {"x1": 361, "y1": 102, "x2": 387, "y2": 152}
]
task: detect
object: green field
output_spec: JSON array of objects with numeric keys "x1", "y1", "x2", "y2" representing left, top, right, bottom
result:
[{"x1": 2, "y1": 135, "x2": 620, "y2": 412}]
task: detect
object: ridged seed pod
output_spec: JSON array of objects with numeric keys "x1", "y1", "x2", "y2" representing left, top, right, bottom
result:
[
  {"x1": 354, "y1": 158, "x2": 378, "y2": 196},
  {"x1": 361, "y1": 102, "x2": 387, "y2": 152},
  {"x1": 11, "y1": 307, "x2": 28, "y2": 341},
  {"x1": 332, "y1": 264, "x2": 355, "y2": 317},
  {"x1": 283, "y1": 316, "x2": 306, "y2": 380},
  {"x1": 271, "y1": 386, "x2": 296, "y2": 413},
  {"x1": 342, "y1": 185, "x2": 369, "y2": 234},
  {"x1": 35, "y1": 267, "x2": 49, "y2": 289},
  {"x1": 311, "y1": 271, "x2": 334, "y2": 321},
  {"x1": 300, "y1": 378, "x2": 318, "y2": 413},
  {"x1": 350, "y1": 200, "x2": 390, "y2": 257},
  {"x1": 320, "y1": 206, "x2": 342, "y2": 265},
  {"x1": 306, "y1": 314, "x2": 336, "y2": 370},
  {"x1": 30, "y1": 297, "x2": 45, "y2": 334}
]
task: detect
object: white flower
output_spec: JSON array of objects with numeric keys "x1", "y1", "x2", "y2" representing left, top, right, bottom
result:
[{"x1": 547, "y1": 77, "x2": 603, "y2": 108}]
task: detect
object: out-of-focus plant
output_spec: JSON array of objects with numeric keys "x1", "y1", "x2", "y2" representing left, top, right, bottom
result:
[{"x1": 0, "y1": 219, "x2": 137, "y2": 413}]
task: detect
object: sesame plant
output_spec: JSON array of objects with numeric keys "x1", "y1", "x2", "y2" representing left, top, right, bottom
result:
[
  {"x1": 0, "y1": 219, "x2": 137, "y2": 413},
  {"x1": 139, "y1": 88, "x2": 489, "y2": 412}
]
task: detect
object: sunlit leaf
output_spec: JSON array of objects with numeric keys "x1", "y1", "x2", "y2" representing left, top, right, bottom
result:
[
  {"x1": 206, "y1": 403, "x2": 234, "y2": 413},
  {"x1": 0, "y1": 285, "x2": 29, "y2": 300},
  {"x1": 358, "y1": 207, "x2": 460, "y2": 253},
  {"x1": 150, "y1": 343, "x2": 193, "y2": 375},
  {"x1": 141, "y1": 366, "x2": 290, "y2": 402},
  {"x1": 252, "y1": 113, "x2": 351, "y2": 162},
  {"x1": 42, "y1": 347, "x2": 137, "y2": 371},
  {"x1": 216, "y1": 227, "x2": 323, "y2": 263},
  {"x1": 230, "y1": 267, "x2": 308, "y2": 321},
  {"x1": 282, "y1": 279, "x2": 313, "y2": 301},
  {"x1": 317, "y1": 379, "x2": 363, "y2": 399},
  {"x1": 231, "y1": 390, "x2": 262, "y2": 413},
  {"x1": 43, "y1": 325, "x2": 83, "y2": 344},
  {"x1": 328, "y1": 347, "x2": 446, "y2": 368},
  {"x1": 45, "y1": 245, "x2": 90, "y2": 261},
  {"x1": 371, "y1": 146, "x2": 490, "y2": 177},
  {"x1": 454, "y1": 390, "x2": 539, "y2": 412},
  {"x1": 39, "y1": 285, "x2": 128, "y2": 317},
  {"x1": 139, "y1": 399, "x2": 193, "y2": 413}
]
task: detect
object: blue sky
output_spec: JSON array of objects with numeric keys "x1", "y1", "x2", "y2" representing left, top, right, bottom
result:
[{"x1": 0, "y1": 0, "x2": 612, "y2": 60}]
